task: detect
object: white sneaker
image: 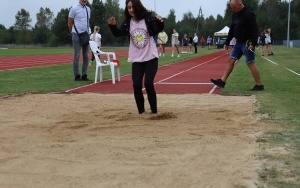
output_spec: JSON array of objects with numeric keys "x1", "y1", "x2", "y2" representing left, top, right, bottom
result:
[
  {"x1": 159, "y1": 53, "x2": 161, "y2": 57},
  {"x1": 162, "y1": 53, "x2": 165, "y2": 57},
  {"x1": 171, "y1": 54, "x2": 174, "y2": 57},
  {"x1": 177, "y1": 54, "x2": 180, "y2": 58}
]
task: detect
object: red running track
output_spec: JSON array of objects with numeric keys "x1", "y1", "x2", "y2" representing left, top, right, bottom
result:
[
  {"x1": 0, "y1": 50, "x2": 129, "y2": 71},
  {"x1": 0, "y1": 49, "x2": 228, "y2": 94},
  {"x1": 66, "y1": 50, "x2": 229, "y2": 94}
]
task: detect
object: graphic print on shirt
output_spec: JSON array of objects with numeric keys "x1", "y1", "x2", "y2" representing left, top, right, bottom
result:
[{"x1": 131, "y1": 28, "x2": 149, "y2": 49}]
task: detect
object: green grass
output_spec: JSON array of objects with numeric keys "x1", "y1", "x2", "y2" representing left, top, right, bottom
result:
[
  {"x1": 0, "y1": 47, "x2": 128, "y2": 56},
  {"x1": 1, "y1": 46, "x2": 300, "y2": 187},
  {"x1": 220, "y1": 46, "x2": 300, "y2": 187}
]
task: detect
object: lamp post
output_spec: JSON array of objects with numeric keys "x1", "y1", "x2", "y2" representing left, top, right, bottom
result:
[
  {"x1": 287, "y1": 0, "x2": 291, "y2": 47},
  {"x1": 196, "y1": 6, "x2": 202, "y2": 34}
]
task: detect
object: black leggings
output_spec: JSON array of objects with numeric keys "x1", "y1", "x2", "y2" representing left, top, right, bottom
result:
[{"x1": 132, "y1": 58, "x2": 158, "y2": 114}]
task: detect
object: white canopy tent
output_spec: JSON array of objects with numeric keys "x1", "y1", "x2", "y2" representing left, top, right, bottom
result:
[{"x1": 214, "y1": 26, "x2": 230, "y2": 36}]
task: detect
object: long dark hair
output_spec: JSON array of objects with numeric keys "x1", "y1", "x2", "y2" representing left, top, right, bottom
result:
[{"x1": 125, "y1": 0, "x2": 147, "y2": 20}]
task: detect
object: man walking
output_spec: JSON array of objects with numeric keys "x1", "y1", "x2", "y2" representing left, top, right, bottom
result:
[
  {"x1": 211, "y1": 0, "x2": 264, "y2": 91},
  {"x1": 68, "y1": 0, "x2": 91, "y2": 81}
]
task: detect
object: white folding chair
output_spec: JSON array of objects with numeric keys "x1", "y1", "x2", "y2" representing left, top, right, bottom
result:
[{"x1": 89, "y1": 41, "x2": 120, "y2": 84}]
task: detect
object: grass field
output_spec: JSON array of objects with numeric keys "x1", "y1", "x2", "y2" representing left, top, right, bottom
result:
[
  {"x1": 0, "y1": 45, "x2": 299, "y2": 187},
  {"x1": 221, "y1": 46, "x2": 300, "y2": 188}
]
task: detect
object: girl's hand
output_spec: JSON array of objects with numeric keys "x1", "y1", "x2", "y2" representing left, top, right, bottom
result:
[{"x1": 107, "y1": 17, "x2": 116, "y2": 25}]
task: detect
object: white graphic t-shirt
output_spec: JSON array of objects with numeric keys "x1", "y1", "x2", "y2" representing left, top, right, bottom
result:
[{"x1": 128, "y1": 18, "x2": 158, "y2": 63}]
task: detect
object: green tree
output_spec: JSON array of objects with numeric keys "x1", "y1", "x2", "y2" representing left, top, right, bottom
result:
[
  {"x1": 51, "y1": 8, "x2": 71, "y2": 46},
  {"x1": 178, "y1": 11, "x2": 197, "y2": 40},
  {"x1": 6, "y1": 27, "x2": 16, "y2": 44},
  {"x1": 14, "y1": 8, "x2": 32, "y2": 31},
  {"x1": 0, "y1": 24, "x2": 8, "y2": 44},
  {"x1": 32, "y1": 25, "x2": 48, "y2": 45},
  {"x1": 33, "y1": 7, "x2": 54, "y2": 45},
  {"x1": 90, "y1": 0, "x2": 105, "y2": 29},
  {"x1": 215, "y1": 14, "x2": 225, "y2": 31},
  {"x1": 13, "y1": 8, "x2": 32, "y2": 44},
  {"x1": 164, "y1": 9, "x2": 177, "y2": 40},
  {"x1": 104, "y1": 0, "x2": 124, "y2": 45},
  {"x1": 203, "y1": 16, "x2": 216, "y2": 37},
  {"x1": 36, "y1": 7, "x2": 54, "y2": 30}
]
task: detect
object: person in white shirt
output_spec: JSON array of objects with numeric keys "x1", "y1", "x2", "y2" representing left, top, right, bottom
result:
[
  {"x1": 89, "y1": 26, "x2": 101, "y2": 66},
  {"x1": 171, "y1": 29, "x2": 180, "y2": 57},
  {"x1": 193, "y1": 33, "x2": 198, "y2": 53},
  {"x1": 68, "y1": 0, "x2": 91, "y2": 81},
  {"x1": 157, "y1": 30, "x2": 168, "y2": 57}
]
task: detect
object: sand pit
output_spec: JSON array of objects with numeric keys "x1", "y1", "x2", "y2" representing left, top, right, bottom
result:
[{"x1": 0, "y1": 93, "x2": 267, "y2": 188}]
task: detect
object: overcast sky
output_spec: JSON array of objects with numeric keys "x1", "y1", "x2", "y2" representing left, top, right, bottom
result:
[{"x1": 0, "y1": 0, "x2": 227, "y2": 28}]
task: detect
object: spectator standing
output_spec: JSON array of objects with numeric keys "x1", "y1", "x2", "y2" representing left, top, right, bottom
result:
[
  {"x1": 182, "y1": 34, "x2": 188, "y2": 53},
  {"x1": 89, "y1": 26, "x2": 101, "y2": 66},
  {"x1": 200, "y1": 37, "x2": 205, "y2": 48},
  {"x1": 68, "y1": 0, "x2": 91, "y2": 81},
  {"x1": 207, "y1": 36, "x2": 212, "y2": 50},
  {"x1": 264, "y1": 29, "x2": 272, "y2": 56},
  {"x1": 211, "y1": 0, "x2": 264, "y2": 91},
  {"x1": 171, "y1": 29, "x2": 180, "y2": 57},
  {"x1": 193, "y1": 33, "x2": 198, "y2": 53},
  {"x1": 157, "y1": 30, "x2": 168, "y2": 57},
  {"x1": 268, "y1": 28, "x2": 274, "y2": 55},
  {"x1": 258, "y1": 31, "x2": 266, "y2": 56}
]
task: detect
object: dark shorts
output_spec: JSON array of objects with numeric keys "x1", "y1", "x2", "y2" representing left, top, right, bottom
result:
[{"x1": 230, "y1": 42, "x2": 255, "y2": 64}]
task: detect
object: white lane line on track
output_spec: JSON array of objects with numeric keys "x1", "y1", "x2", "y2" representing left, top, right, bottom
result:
[
  {"x1": 158, "y1": 82, "x2": 213, "y2": 85},
  {"x1": 262, "y1": 56, "x2": 300, "y2": 76},
  {"x1": 209, "y1": 85, "x2": 218, "y2": 94},
  {"x1": 154, "y1": 53, "x2": 227, "y2": 85}
]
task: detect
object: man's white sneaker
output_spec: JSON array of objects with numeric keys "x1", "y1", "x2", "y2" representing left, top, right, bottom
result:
[
  {"x1": 177, "y1": 54, "x2": 180, "y2": 58},
  {"x1": 171, "y1": 54, "x2": 174, "y2": 57}
]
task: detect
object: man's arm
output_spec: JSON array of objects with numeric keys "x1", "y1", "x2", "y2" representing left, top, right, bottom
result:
[
  {"x1": 68, "y1": 17, "x2": 74, "y2": 32},
  {"x1": 247, "y1": 13, "x2": 259, "y2": 46}
]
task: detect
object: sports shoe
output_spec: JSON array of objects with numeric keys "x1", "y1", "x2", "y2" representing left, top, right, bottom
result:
[
  {"x1": 81, "y1": 74, "x2": 90, "y2": 81},
  {"x1": 74, "y1": 75, "x2": 81, "y2": 81},
  {"x1": 251, "y1": 85, "x2": 264, "y2": 91},
  {"x1": 171, "y1": 54, "x2": 174, "y2": 57},
  {"x1": 210, "y1": 79, "x2": 225, "y2": 88},
  {"x1": 177, "y1": 54, "x2": 180, "y2": 58}
]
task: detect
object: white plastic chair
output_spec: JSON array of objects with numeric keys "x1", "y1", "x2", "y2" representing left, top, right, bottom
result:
[{"x1": 89, "y1": 41, "x2": 120, "y2": 84}]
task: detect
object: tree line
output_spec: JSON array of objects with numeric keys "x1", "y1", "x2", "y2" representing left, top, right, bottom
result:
[{"x1": 0, "y1": 0, "x2": 299, "y2": 47}]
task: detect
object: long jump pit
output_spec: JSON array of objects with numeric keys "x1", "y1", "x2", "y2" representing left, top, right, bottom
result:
[{"x1": 0, "y1": 92, "x2": 267, "y2": 188}]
